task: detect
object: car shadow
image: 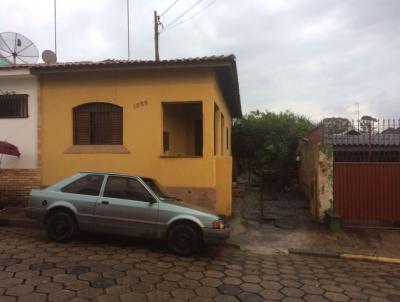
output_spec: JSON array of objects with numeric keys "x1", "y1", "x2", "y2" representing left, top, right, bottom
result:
[
  {"x1": 74, "y1": 231, "x2": 227, "y2": 258},
  {"x1": 76, "y1": 231, "x2": 169, "y2": 251}
]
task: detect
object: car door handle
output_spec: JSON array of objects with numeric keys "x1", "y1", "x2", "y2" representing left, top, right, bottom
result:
[{"x1": 101, "y1": 201, "x2": 110, "y2": 205}]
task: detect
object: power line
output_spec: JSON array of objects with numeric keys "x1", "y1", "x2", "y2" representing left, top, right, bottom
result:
[
  {"x1": 160, "y1": 0, "x2": 179, "y2": 17},
  {"x1": 164, "y1": 0, "x2": 206, "y2": 28},
  {"x1": 162, "y1": 0, "x2": 217, "y2": 32}
]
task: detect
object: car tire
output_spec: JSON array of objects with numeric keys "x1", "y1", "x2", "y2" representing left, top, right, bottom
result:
[
  {"x1": 47, "y1": 212, "x2": 76, "y2": 243},
  {"x1": 167, "y1": 223, "x2": 200, "y2": 256}
]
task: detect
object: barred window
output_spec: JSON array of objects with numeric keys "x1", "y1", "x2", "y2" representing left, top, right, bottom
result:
[
  {"x1": 73, "y1": 102, "x2": 122, "y2": 145},
  {"x1": 0, "y1": 94, "x2": 28, "y2": 118}
]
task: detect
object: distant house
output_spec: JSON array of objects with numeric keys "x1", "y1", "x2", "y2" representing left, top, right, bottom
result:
[
  {"x1": 382, "y1": 127, "x2": 400, "y2": 134},
  {"x1": 344, "y1": 129, "x2": 360, "y2": 135},
  {"x1": 19, "y1": 55, "x2": 240, "y2": 215},
  {"x1": 0, "y1": 67, "x2": 40, "y2": 205}
]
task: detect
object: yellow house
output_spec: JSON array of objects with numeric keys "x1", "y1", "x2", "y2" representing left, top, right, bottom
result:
[{"x1": 32, "y1": 55, "x2": 241, "y2": 215}]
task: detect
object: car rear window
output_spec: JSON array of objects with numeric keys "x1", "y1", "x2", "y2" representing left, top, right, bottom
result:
[{"x1": 61, "y1": 174, "x2": 104, "y2": 196}]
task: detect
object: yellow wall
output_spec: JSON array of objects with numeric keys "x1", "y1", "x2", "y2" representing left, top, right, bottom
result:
[
  {"x1": 40, "y1": 68, "x2": 234, "y2": 215},
  {"x1": 212, "y1": 73, "x2": 233, "y2": 214},
  {"x1": 215, "y1": 156, "x2": 233, "y2": 215},
  {"x1": 213, "y1": 74, "x2": 232, "y2": 157}
]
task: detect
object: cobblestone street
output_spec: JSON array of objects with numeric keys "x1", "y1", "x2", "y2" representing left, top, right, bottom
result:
[{"x1": 0, "y1": 227, "x2": 399, "y2": 302}]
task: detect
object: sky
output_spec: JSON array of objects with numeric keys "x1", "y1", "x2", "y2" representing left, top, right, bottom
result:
[{"x1": 1, "y1": 0, "x2": 399, "y2": 122}]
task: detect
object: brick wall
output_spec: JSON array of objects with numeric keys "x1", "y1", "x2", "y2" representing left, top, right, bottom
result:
[
  {"x1": 307, "y1": 125, "x2": 324, "y2": 144},
  {"x1": 0, "y1": 169, "x2": 40, "y2": 207}
]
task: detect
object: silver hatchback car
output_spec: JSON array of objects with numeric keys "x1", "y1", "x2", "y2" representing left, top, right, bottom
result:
[{"x1": 25, "y1": 172, "x2": 230, "y2": 256}]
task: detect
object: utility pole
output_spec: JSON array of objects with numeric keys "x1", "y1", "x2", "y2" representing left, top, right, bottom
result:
[
  {"x1": 154, "y1": 10, "x2": 160, "y2": 61},
  {"x1": 54, "y1": 0, "x2": 57, "y2": 55}
]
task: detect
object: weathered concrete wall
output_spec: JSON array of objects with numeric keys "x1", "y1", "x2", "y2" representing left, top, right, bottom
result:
[
  {"x1": 316, "y1": 144, "x2": 333, "y2": 221},
  {"x1": 299, "y1": 126, "x2": 333, "y2": 222},
  {"x1": 298, "y1": 139, "x2": 318, "y2": 202}
]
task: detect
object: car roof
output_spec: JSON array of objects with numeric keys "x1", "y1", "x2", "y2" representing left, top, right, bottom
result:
[{"x1": 79, "y1": 171, "x2": 150, "y2": 179}]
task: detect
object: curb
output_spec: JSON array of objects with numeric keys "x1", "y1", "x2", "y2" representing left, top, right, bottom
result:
[
  {"x1": 340, "y1": 253, "x2": 400, "y2": 264},
  {"x1": 288, "y1": 248, "x2": 340, "y2": 258},
  {"x1": 289, "y1": 248, "x2": 400, "y2": 264}
]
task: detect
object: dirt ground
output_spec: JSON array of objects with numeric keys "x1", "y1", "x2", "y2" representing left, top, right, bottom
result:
[{"x1": 230, "y1": 190, "x2": 400, "y2": 258}]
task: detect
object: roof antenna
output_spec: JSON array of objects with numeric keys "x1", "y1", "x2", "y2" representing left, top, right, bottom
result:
[{"x1": 127, "y1": 0, "x2": 131, "y2": 60}]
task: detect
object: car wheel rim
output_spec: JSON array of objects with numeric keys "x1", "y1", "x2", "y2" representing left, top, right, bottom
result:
[
  {"x1": 53, "y1": 219, "x2": 69, "y2": 238},
  {"x1": 174, "y1": 231, "x2": 192, "y2": 253}
]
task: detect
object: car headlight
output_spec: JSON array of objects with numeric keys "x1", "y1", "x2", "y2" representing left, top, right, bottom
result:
[{"x1": 212, "y1": 219, "x2": 224, "y2": 229}]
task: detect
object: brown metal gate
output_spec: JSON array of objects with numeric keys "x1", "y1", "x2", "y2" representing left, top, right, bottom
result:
[{"x1": 333, "y1": 163, "x2": 400, "y2": 221}]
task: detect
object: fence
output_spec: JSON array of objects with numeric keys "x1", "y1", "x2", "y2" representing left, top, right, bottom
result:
[
  {"x1": 326, "y1": 118, "x2": 400, "y2": 223},
  {"x1": 232, "y1": 170, "x2": 298, "y2": 220},
  {"x1": 323, "y1": 118, "x2": 400, "y2": 163}
]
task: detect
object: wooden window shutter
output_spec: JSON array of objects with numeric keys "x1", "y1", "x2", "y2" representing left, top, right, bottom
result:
[{"x1": 73, "y1": 102, "x2": 122, "y2": 145}]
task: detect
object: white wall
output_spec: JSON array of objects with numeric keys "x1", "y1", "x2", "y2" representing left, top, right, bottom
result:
[{"x1": 0, "y1": 69, "x2": 38, "y2": 169}]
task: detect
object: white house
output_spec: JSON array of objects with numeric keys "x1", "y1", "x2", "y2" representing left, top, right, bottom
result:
[{"x1": 0, "y1": 67, "x2": 40, "y2": 206}]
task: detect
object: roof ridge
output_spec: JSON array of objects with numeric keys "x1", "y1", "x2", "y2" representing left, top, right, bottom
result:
[{"x1": 0, "y1": 54, "x2": 236, "y2": 70}]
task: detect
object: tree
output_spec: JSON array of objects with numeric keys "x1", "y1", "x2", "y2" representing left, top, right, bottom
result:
[
  {"x1": 360, "y1": 115, "x2": 377, "y2": 133},
  {"x1": 232, "y1": 110, "x2": 313, "y2": 183},
  {"x1": 322, "y1": 117, "x2": 352, "y2": 134}
]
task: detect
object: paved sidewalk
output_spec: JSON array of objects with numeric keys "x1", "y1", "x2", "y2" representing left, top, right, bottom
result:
[
  {"x1": 0, "y1": 226, "x2": 400, "y2": 302},
  {"x1": 231, "y1": 192, "x2": 400, "y2": 258},
  {"x1": 228, "y1": 217, "x2": 400, "y2": 259}
]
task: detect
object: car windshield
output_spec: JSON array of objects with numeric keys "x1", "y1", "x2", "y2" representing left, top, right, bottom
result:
[{"x1": 141, "y1": 177, "x2": 173, "y2": 199}]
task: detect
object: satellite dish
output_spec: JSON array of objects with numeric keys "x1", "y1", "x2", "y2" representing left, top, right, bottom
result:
[
  {"x1": 42, "y1": 50, "x2": 57, "y2": 64},
  {"x1": 0, "y1": 32, "x2": 39, "y2": 65}
]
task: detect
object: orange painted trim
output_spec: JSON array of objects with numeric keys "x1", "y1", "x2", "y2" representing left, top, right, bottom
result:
[{"x1": 64, "y1": 145, "x2": 130, "y2": 154}]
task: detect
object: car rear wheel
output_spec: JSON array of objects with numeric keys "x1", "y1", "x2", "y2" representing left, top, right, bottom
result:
[
  {"x1": 167, "y1": 224, "x2": 200, "y2": 256},
  {"x1": 47, "y1": 212, "x2": 76, "y2": 242}
]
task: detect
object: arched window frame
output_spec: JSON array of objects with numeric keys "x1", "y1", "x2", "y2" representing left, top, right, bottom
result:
[{"x1": 73, "y1": 102, "x2": 123, "y2": 145}]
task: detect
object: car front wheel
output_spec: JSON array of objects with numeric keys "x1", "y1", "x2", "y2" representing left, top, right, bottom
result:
[
  {"x1": 47, "y1": 212, "x2": 76, "y2": 242},
  {"x1": 167, "y1": 224, "x2": 200, "y2": 256}
]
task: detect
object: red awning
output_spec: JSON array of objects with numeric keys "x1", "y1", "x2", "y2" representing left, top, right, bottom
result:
[{"x1": 0, "y1": 141, "x2": 20, "y2": 157}]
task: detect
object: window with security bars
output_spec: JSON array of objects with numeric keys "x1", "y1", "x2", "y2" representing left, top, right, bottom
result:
[
  {"x1": 73, "y1": 102, "x2": 122, "y2": 145},
  {"x1": 0, "y1": 94, "x2": 28, "y2": 118}
]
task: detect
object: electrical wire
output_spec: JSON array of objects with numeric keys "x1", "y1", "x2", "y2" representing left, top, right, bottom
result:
[
  {"x1": 162, "y1": 0, "x2": 217, "y2": 32},
  {"x1": 164, "y1": 0, "x2": 206, "y2": 28},
  {"x1": 160, "y1": 0, "x2": 180, "y2": 17}
]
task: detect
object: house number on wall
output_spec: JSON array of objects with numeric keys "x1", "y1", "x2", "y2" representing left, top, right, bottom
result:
[{"x1": 133, "y1": 100, "x2": 148, "y2": 110}]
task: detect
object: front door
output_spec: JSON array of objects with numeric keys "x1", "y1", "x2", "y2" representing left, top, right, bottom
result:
[{"x1": 94, "y1": 176, "x2": 159, "y2": 237}]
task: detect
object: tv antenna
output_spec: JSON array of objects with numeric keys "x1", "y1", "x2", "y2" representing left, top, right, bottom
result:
[
  {"x1": 42, "y1": 50, "x2": 57, "y2": 64},
  {"x1": 0, "y1": 32, "x2": 39, "y2": 65},
  {"x1": 354, "y1": 101, "x2": 360, "y2": 130}
]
